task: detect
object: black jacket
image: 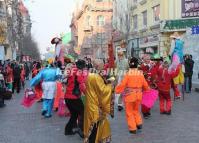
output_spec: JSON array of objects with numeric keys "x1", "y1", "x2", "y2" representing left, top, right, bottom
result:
[
  {"x1": 184, "y1": 59, "x2": 194, "y2": 76},
  {"x1": 13, "y1": 65, "x2": 21, "y2": 79}
]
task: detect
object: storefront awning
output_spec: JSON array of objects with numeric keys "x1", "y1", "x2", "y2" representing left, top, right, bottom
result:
[{"x1": 160, "y1": 18, "x2": 199, "y2": 32}]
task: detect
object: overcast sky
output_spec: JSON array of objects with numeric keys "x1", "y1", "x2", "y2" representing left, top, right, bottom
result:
[{"x1": 24, "y1": 0, "x2": 80, "y2": 55}]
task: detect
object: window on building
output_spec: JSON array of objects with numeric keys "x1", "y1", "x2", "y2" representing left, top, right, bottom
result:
[
  {"x1": 96, "y1": 33, "x2": 106, "y2": 44},
  {"x1": 86, "y1": 15, "x2": 91, "y2": 27},
  {"x1": 142, "y1": 10, "x2": 147, "y2": 27},
  {"x1": 0, "y1": 1, "x2": 3, "y2": 9},
  {"x1": 97, "y1": 15, "x2": 105, "y2": 26},
  {"x1": 133, "y1": 15, "x2": 138, "y2": 30},
  {"x1": 153, "y1": 5, "x2": 160, "y2": 22}
]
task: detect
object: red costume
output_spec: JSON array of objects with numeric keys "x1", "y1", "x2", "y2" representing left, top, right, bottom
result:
[
  {"x1": 5, "y1": 65, "x2": 13, "y2": 91},
  {"x1": 140, "y1": 63, "x2": 152, "y2": 116},
  {"x1": 6, "y1": 65, "x2": 13, "y2": 83},
  {"x1": 20, "y1": 67, "x2": 25, "y2": 81},
  {"x1": 157, "y1": 64, "x2": 180, "y2": 113},
  {"x1": 20, "y1": 66, "x2": 26, "y2": 88},
  {"x1": 32, "y1": 68, "x2": 43, "y2": 100}
]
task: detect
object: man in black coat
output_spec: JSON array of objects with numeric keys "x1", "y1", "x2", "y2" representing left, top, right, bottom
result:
[
  {"x1": 184, "y1": 55, "x2": 194, "y2": 93},
  {"x1": 13, "y1": 62, "x2": 21, "y2": 93}
]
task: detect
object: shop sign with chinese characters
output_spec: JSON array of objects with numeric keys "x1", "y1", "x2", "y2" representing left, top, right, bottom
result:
[
  {"x1": 182, "y1": 0, "x2": 199, "y2": 18},
  {"x1": 161, "y1": 18, "x2": 199, "y2": 31}
]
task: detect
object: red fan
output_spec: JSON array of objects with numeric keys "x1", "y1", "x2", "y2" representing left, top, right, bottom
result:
[{"x1": 51, "y1": 37, "x2": 61, "y2": 44}]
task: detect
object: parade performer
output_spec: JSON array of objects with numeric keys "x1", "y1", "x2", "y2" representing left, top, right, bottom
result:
[
  {"x1": 115, "y1": 51, "x2": 129, "y2": 111},
  {"x1": 30, "y1": 62, "x2": 61, "y2": 118},
  {"x1": 169, "y1": 32, "x2": 185, "y2": 99},
  {"x1": 32, "y1": 62, "x2": 43, "y2": 101},
  {"x1": 64, "y1": 59, "x2": 87, "y2": 138},
  {"x1": 5, "y1": 63, "x2": 13, "y2": 91},
  {"x1": 157, "y1": 58, "x2": 181, "y2": 115},
  {"x1": 115, "y1": 57, "x2": 149, "y2": 134},
  {"x1": 51, "y1": 37, "x2": 68, "y2": 65},
  {"x1": 20, "y1": 64, "x2": 25, "y2": 89},
  {"x1": 139, "y1": 55, "x2": 152, "y2": 118},
  {"x1": 84, "y1": 59, "x2": 114, "y2": 143},
  {"x1": 53, "y1": 61, "x2": 65, "y2": 111},
  {"x1": 140, "y1": 54, "x2": 163, "y2": 119}
]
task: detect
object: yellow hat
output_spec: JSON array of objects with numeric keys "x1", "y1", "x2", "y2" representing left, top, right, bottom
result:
[
  {"x1": 170, "y1": 32, "x2": 180, "y2": 39},
  {"x1": 47, "y1": 58, "x2": 54, "y2": 64}
]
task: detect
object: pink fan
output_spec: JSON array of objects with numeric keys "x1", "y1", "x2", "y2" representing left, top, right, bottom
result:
[{"x1": 142, "y1": 89, "x2": 158, "y2": 108}]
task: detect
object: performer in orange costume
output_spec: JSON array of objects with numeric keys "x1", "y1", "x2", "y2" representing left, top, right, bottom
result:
[
  {"x1": 115, "y1": 57, "x2": 149, "y2": 134},
  {"x1": 32, "y1": 62, "x2": 43, "y2": 101}
]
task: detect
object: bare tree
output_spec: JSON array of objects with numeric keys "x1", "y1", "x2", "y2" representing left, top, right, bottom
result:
[{"x1": 22, "y1": 35, "x2": 40, "y2": 60}]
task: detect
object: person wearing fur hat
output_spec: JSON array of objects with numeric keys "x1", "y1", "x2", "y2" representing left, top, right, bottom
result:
[
  {"x1": 115, "y1": 57, "x2": 149, "y2": 134},
  {"x1": 156, "y1": 58, "x2": 181, "y2": 115}
]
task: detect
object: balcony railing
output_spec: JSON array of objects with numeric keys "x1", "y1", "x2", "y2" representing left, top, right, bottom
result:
[{"x1": 84, "y1": 26, "x2": 92, "y2": 32}]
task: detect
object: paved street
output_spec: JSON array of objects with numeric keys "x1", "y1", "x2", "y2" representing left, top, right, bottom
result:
[{"x1": 0, "y1": 85, "x2": 199, "y2": 143}]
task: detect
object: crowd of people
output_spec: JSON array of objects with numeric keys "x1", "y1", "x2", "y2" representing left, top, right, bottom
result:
[
  {"x1": 0, "y1": 33, "x2": 195, "y2": 143},
  {"x1": 0, "y1": 60, "x2": 31, "y2": 107},
  {"x1": 0, "y1": 53, "x2": 195, "y2": 142},
  {"x1": 26, "y1": 50, "x2": 194, "y2": 142}
]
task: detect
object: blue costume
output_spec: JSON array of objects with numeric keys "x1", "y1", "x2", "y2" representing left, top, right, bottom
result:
[
  {"x1": 172, "y1": 39, "x2": 184, "y2": 63},
  {"x1": 30, "y1": 66, "x2": 61, "y2": 118}
]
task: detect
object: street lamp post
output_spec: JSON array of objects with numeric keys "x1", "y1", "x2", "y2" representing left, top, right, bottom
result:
[{"x1": 91, "y1": 25, "x2": 93, "y2": 58}]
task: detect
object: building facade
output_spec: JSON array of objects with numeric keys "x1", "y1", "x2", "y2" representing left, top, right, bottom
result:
[
  {"x1": 70, "y1": 0, "x2": 113, "y2": 59},
  {"x1": 0, "y1": 0, "x2": 31, "y2": 61},
  {"x1": 112, "y1": 0, "x2": 130, "y2": 59},
  {"x1": 113, "y1": 0, "x2": 183, "y2": 58},
  {"x1": 113, "y1": 0, "x2": 199, "y2": 83},
  {"x1": 0, "y1": 0, "x2": 9, "y2": 60}
]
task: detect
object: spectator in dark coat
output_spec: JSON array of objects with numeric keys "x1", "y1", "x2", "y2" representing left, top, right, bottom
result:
[
  {"x1": 184, "y1": 55, "x2": 194, "y2": 93},
  {"x1": 25, "y1": 63, "x2": 30, "y2": 80},
  {"x1": 13, "y1": 62, "x2": 21, "y2": 93}
]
